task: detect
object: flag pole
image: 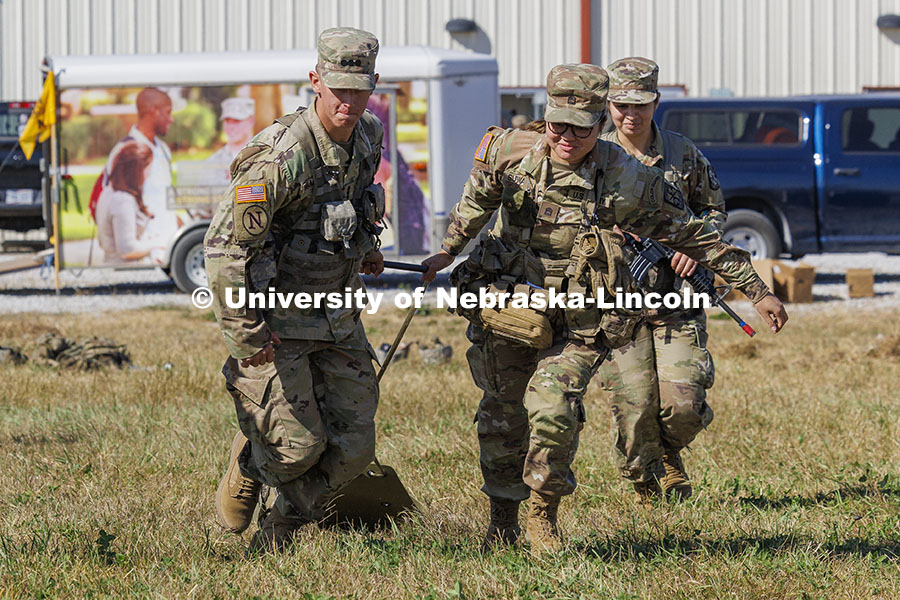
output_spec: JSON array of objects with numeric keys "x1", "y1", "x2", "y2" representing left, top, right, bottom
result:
[
  {"x1": 19, "y1": 70, "x2": 59, "y2": 292},
  {"x1": 49, "y1": 112, "x2": 60, "y2": 293}
]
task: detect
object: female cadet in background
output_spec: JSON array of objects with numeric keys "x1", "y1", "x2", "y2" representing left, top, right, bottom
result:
[{"x1": 598, "y1": 57, "x2": 727, "y2": 503}]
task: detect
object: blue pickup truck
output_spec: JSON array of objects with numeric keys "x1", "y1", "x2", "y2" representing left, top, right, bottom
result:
[
  {"x1": 0, "y1": 101, "x2": 45, "y2": 233},
  {"x1": 655, "y1": 95, "x2": 900, "y2": 258}
]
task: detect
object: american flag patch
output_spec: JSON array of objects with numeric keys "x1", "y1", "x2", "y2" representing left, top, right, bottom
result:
[
  {"x1": 473, "y1": 132, "x2": 495, "y2": 163},
  {"x1": 235, "y1": 184, "x2": 266, "y2": 204}
]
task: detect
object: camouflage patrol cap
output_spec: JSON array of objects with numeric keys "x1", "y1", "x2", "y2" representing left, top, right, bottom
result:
[
  {"x1": 544, "y1": 64, "x2": 609, "y2": 127},
  {"x1": 607, "y1": 57, "x2": 659, "y2": 104},
  {"x1": 317, "y1": 27, "x2": 379, "y2": 90}
]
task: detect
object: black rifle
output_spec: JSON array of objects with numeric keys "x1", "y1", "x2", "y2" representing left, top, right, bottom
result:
[{"x1": 623, "y1": 235, "x2": 756, "y2": 337}]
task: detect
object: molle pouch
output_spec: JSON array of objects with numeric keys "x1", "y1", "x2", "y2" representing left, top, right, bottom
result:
[
  {"x1": 575, "y1": 231, "x2": 604, "y2": 260},
  {"x1": 476, "y1": 233, "x2": 541, "y2": 285},
  {"x1": 599, "y1": 310, "x2": 641, "y2": 349},
  {"x1": 476, "y1": 236, "x2": 508, "y2": 276},
  {"x1": 480, "y1": 307, "x2": 553, "y2": 349},
  {"x1": 523, "y1": 252, "x2": 545, "y2": 289},
  {"x1": 321, "y1": 200, "x2": 358, "y2": 244},
  {"x1": 500, "y1": 180, "x2": 537, "y2": 228},
  {"x1": 562, "y1": 278, "x2": 603, "y2": 343},
  {"x1": 599, "y1": 228, "x2": 640, "y2": 298},
  {"x1": 479, "y1": 282, "x2": 554, "y2": 349},
  {"x1": 362, "y1": 183, "x2": 386, "y2": 225},
  {"x1": 566, "y1": 230, "x2": 604, "y2": 286},
  {"x1": 449, "y1": 259, "x2": 490, "y2": 323}
]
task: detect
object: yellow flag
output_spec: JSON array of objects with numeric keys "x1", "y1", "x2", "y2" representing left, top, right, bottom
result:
[{"x1": 19, "y1": 72, "x2": 57, "y2": 160}]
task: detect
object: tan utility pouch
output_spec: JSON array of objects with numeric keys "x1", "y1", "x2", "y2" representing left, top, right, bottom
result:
[{"x1": 479, "y1": 282, "x2": 553, "y2": 349}]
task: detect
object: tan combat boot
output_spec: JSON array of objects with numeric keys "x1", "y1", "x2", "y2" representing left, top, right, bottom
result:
[
  {"x1": 247, "y1": 503, "x2": 302, "y2": 555},
  {"x1": 215, "y1": 431, "x2": 262, "y2": 533},
  {"x1": 633, "y1": 479, "x2": 662, "y2": 505},
  {"x1": 525, "y1": 491, "x2": 562, "y2": 556},
  {"x1": 660, "y1": 451, "x2": 692, "y2": 500},
  {"x1": 481, "y1": 497, "x2": 521, "y2": 551}
]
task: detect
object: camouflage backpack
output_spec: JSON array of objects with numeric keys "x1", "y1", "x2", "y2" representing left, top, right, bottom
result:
[{"x1": 35, "y1": 333, "x2": 131, "y2": 370}]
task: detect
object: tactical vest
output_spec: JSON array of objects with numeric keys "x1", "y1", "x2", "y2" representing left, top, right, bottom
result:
[
  {"x1": 622, "y1": 128, "x2": 699, "y2": 304},
  {"x1": 265, "y1": 107, "x2": 383, "y2": 341},
  {"x1": 488, "y1": 136, "x2": 619, "y2": 344},
  {"x1": 659, "y1": 129, "x2": 690, "y2": 187}
]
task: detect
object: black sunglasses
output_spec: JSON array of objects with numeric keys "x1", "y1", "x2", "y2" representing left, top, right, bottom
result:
[{"x1": 546, "y1": 121, "x2": 597, "y2": 139}]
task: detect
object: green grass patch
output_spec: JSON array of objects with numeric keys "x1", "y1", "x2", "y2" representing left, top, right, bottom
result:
[{"x1": 1, "y1": 308, "x2": 899, "y2": 597}]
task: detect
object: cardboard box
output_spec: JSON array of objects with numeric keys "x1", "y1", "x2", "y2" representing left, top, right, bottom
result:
[
  {"x1": 751, "y1": 259, "x2": 777, "y2": 294},
  {"x1": 846, "y1": 268, "x2": 874, "y2": 298},
  {"x1": 772, "y1": 262, "x2": 816, "y2": 303}
]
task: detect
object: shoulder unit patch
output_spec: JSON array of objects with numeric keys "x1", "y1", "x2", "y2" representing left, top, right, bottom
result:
[
  {"x1": 663, "y1": 182, "x2": 685, "y2": 210},
  {"x1": 474, "y1": 132, "x2": 496, "y2": 163},
  {"x1": 233, "y1": 183, "x2": 270, "y2": 242}
]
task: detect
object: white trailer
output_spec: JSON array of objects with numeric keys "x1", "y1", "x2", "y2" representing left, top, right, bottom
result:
[{"x1": 42, "y1": 46, "x2": 499, "y2": 291}]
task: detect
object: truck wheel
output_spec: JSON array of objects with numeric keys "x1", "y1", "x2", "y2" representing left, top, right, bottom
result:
[
  {"x1": 170, "y1": 228, "x2": 208, "y2": 293},
  {"x1": 724, "y1": 209, "x2": 781, "y2": 259}
]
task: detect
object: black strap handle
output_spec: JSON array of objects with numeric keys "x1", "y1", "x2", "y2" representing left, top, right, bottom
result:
[{"x1": 382, "y1": 260, "x2": 428, "y2": 273}]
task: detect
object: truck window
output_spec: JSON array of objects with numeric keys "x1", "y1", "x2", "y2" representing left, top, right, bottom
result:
[
  {"x1": 842, "y1": 107, "x2": 900, "y2": 152},
  {"x1": 662, "y1": 109, "x2": 802, "y2": 146},
  {"x1": 663, "y1": 111, "x2": 730, "y2": 143}
]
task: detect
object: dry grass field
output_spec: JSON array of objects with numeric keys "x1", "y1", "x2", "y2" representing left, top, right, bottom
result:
[{"x1": 2, "y1": 304, "x2": 900, "y2": 599}]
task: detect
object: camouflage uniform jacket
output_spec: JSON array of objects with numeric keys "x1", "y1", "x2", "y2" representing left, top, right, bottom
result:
[
  {"x1": 205, "y1": 99, "x2": 384, "y2": 359},
  {"x1": 601, "y1": 121, "x2": 726, "y2": 307},
  {"x1": 441, "y1": 127, "x2": 768, "y2": 338},
  {"x1": 600, "y1": 121, "x2": 725, "y2": 231}
]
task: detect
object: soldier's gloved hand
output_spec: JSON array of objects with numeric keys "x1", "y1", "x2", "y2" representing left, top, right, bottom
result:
[
  {"x1": 240, "y1": 331, "x2": 282, "y2": 368},
  {"x1": 753, "y1": 293, "x2": 789, "y2": 334},
  {"x1": 421, "y1": 250, "x2": 455, "y2": 283},
  {"x1": 670, "y1": 251, "x2": 698, "y2": 277},
  {"x1": 360, "y1": 251, "x2": 384, "y2": 277}
]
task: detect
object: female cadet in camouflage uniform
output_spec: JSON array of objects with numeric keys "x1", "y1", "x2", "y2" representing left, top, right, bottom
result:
[
  {"x1": 422, "y1": 64, "x2": 787, "y2": 555},
  {"x1": 205, "y1": 28, "x2": 386, "y2": 553},
  {"x1": 597, "y1": 57, "x2": 726, "y2": 502}
]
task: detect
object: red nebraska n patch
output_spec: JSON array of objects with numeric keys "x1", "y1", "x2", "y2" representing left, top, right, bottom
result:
[{"x1": 473, "y1": 132, "x2": 495, "y2": 163}]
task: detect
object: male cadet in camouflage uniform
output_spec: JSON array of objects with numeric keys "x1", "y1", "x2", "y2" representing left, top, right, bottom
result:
[
  {"x1": 597, "y1": 57, "x2": 725, "y2": 502},
  {"x1": 205, "y1": 27, "x2": 386, "y2": 553},
  {"x1": 421, "y1": 64, "x2": 787, "y2": 556}
]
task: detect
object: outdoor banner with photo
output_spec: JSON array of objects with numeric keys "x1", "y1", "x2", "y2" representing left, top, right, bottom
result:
[{"x1": 57, "y1": 82, "x2": 430, "y2": 268}]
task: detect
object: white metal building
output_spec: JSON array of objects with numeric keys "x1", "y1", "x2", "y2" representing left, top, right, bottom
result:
[{"x1": 2, "y1": 0, "x2": 900, "y2": 101}]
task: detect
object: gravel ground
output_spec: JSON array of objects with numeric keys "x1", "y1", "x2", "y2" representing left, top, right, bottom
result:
[{"x1": 0, "y1": 252, "x2": 898, "y2": 316}]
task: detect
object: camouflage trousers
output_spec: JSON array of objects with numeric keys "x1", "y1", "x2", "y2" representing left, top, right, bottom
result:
[
  {"x1": 466, "y1": 323, "x2": 608, "y2": 501},
  {"x1": 597, "y1": 310, "x2": 715, "y2": 483},
  {"x1": 222, "y1": 323, "x2": 378, "y2": 522}
]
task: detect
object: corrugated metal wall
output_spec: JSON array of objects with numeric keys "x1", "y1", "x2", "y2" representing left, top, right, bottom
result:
[
  {"x1": 3, "y1": 0, "x2": 899, "y2": 101},
  {"x1": 594, "y1": 0, "x2": 900, "y2": 96},
  {"x1": 0, "y1": 0, "x2": 581, "y2": 100}
]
